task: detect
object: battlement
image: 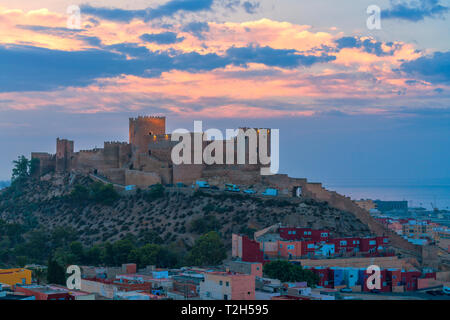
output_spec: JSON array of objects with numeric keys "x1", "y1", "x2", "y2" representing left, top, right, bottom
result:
[
  {"x1": 79, "y1": 148, "x2": 103, "y2": 154},
  {"x1": 129, "y1": 116, "x2": 166, "y2": 121},
  {"x1": 104, "y1": 141, "x2": 129, "y2": 146}
]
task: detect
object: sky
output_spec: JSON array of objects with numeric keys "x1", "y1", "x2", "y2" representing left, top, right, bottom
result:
[{"x1": 0, "y1": 0, "x2": 449, "y2": 191}]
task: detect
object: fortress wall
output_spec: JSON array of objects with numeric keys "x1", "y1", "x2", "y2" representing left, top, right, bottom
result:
[
  {"x1": 103, "y1": 142, "x2": 120, "y2": 168},
  {"x1": 136, "y1": 153, "x2": 172, "y2": 184},
  {"x1": 72, "y1": 149, "x2": 107, "y2": 173},
  {"x1": 100, "y1": 168, "x2": 126, "y2": 185},
  {"x1": 118, "y1": 143, "x2": 132, "y2": 168},
  {"x1": 173, "y1": 164, "x2": 204, "y2": 184},
  {"x1": 202, "y1": 167, "x2": 262, "y2": 186},
  {"x1": 125, "y1": 169, "x2": 161, "y2": 188},
  {"x1": 148, "y1": 138, "x2": 176, "y2": 163},
  {"x1": 31, "y1": 152, "x2": 55, "y2": 176}
]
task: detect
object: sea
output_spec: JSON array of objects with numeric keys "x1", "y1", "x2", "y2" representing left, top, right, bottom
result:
[{"x1": 323, "y1": 183, "x2": 450, "y2": 211}]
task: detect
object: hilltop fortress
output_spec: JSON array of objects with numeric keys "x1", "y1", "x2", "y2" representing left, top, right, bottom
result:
[
  {"x1": 30, "y1": 115, "x2": 426, "y2": 258},
  {"x1": 32, "y1": 116, "x2": 282, "y2": 191}
]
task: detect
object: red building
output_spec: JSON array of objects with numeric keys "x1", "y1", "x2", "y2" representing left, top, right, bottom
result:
[
  {"x1": 331, "y1": 237, "x2": 361, "y2": 254},
  {"x1": 386, "y1": 269, "x2": 403, "y2": 288},
  {"x1": 279, "y1": 227, "x2": 330, "y2": 242},
  {"x1": 232, "y1": 234, "x2": 265, "y2": 263},
  {"x1": 308, "y1": 267, "x2": 332, "y2": 288},
  {"x1": 15, "y1": 285, "x2": 72, "y2": 300},
  {"x1": 402, "y1": 271, "x2": 422, "y2": 291},
  {"x1": 362, "y1": 269, "x2": 390, "y2": 292}
]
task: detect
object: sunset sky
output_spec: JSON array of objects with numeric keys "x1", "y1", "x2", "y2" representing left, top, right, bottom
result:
[{"x1": 1, "y1": 0, "x2": 449, "y2": 187}]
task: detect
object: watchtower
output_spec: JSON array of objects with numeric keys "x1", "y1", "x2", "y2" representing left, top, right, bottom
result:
[
  {"x1": 129, "y1": 116, "x2": 166, "y2": 155},
  {"x1": 56, "y1": 138, "x2": 74, "y2": 172}
]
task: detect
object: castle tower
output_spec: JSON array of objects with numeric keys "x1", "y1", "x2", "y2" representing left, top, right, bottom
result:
[
  {"x1": 129, "y1": 116, "x2": 166, "y2": 155},
  {"x1": 55, "y1": 138, "x2": 74, "y2": 172}
]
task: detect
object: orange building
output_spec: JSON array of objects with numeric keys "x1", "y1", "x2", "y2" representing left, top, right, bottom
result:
[
  {"x1": 278, "y1": 240, "x2": 302, "y2": 259},
  {"x1": 0, "y1": 268, "x2": 32, "y2": 286},
  {"x1": 199, "y1": 272, "x2": 255, "y2": 300}
]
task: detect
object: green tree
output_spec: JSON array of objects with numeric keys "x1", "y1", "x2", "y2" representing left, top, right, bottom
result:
[
  {"x1": 132, "y1": 244, "x2": 161, "y2": 267},
  {"x1": 144, "y1": 184, "x2": 165, "y2": 201},
  {"x1": 263, "y1": 260, "x2": 319, "y2": 287},
  {"x1": 69, "y1": 185, "x2": 90, "y2": 202},
  {"x1": 90, "y1": 182, "x2": 120, "y2": 205},
  {"x1": 186, "y1": 231, "x2": 226, "y2": 266},
  {"x1": 138, "y1": 230, "x2": 163, "y2": 245},
  {"x1": 11, "y1": 155, "x2": 30, "y2": 182},
  {"x1": 29, "y1": 158, "x2": 40, "y2": 176},
  {"x1": 69, "y1": 241, "x2": 84, "y2": 264},
  {"x1": 111, "y1": 238, "x2": 135, "y2": 265},
  {"x1": 189, "y1": 215, "x2": 221, "y2": 234},
  {"x1": 101, "y1": 242, "x2": 115, "y2": 266},
  {"x1": 84, "y1": 245, "x2": 103, "y2": 265},
  {"x1": 50, "y1": 227, "x2": 78, "y2": 250},
  {"x1": 47, "y1": 257, "x2": 66, "y2": 285}
]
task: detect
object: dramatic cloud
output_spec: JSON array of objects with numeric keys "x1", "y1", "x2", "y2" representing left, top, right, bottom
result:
[
  {"x1": 80, "y1": 0, "x2": 214, "y2": 22},
  {"x1": 16, "y1": 24, "x2": 103, "y2": 47},
  {"x1": 226, "y1": 45, "x2": 336, "y2": 68},
  {"x1": 242, "y1": 1, "x2": 260, "y2": 14},
  {"x1": 400, "y1": 51, "x2": 450, "y2": 84},
  {"x1": 0, "y1": 43, "x2": 337, "y2": 93},
  {"x1": 0, "y1": 5, "x2": 448, "y2": 122},
  {"x1": 140, "y1": 32, "x2": 185, "y2": 44},
  {"x1": 382, "y1": 0, "x2": 449, "y2": 21},
  {"x1": 182, "y1": 21, "x2": 210, "y2": 39},
  {"x1": 335, "y1": 36, "x2": 399, "y2": 57}
]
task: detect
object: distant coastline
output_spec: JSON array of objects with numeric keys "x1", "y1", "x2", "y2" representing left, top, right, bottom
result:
[{"x1": 325, "y1": 184, "x2": 450, "y2": 211}]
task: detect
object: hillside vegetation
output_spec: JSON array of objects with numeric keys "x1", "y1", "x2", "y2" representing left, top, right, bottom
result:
[{"x1": 0, "y1": 172, "x2": 372, "y2": 246}]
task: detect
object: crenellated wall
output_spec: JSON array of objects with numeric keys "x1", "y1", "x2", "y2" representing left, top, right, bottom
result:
[
  {"x1": 125, "y1": 169, "x2": 161, "y2": 188},
  {"x1": 31, "y1": 152, "x2": 55, "y2": 177}
]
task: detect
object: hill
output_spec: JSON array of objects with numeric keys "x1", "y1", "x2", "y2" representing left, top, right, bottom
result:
[{"x1": 0, "y1": 172, "x2": 372, "y2": 249}]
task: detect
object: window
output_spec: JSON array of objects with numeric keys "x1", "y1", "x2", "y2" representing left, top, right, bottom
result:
[
  {"x1": 307, "y1": 244, "x2": 314, "y2": 249},
  {"x1": 292, "y1": 231, "x2": 296, "y2": 235},
  {"x1": 280, "y1": 244, "x2": 283, "y2": 248},
  {"x1": 340, "y1": 240, "x2": 347, "y2": 246},
  {"x1": 321, "y1": 233, "x2": 328, "y2": 237},
  {"x1": 224, "y1": 294, "x2": 228, "y2": 300},
  {"x1": 369, "y1": 240, "x2": 376, "y2": 245},
  {"x1": 288, "y1": 231, "x2": 292, "y2": 235},
  {"x1": 287, "y1": 245, "x2": 294, "y2": 250},
  {"x1": 219, "y1": 281, "x2": 223, "y2": 286},
  {"x1": 226, "y1": 282, "x2": 229, "y2": 287}
]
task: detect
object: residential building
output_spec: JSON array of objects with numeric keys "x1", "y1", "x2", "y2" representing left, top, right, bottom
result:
[
  {"x1": 199, "y1": 272, "x2": 255, "y2": 300},
  {"x1": 0, "y1": 268, "x2": 32, "y2": 286}
]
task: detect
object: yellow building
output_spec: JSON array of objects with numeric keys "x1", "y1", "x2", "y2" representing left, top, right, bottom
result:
[
  {"x1": 0, "y1": 268, "x2": 32, "y2": 286},
  {"x1": 402, "y1": 223, "x2": 433, "y2": 239}
]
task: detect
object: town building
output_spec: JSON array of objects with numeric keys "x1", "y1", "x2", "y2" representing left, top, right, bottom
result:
[
  {"x1": 199, "y1": 272, "x2": 255, "y2": 300},
  {"x1": 0, "y1": 268, "x2": 32, "y2": 286}
]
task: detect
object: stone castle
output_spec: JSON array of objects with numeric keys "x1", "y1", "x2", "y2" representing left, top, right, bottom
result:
[
  {"x1": 31, "y1": 115, "x2": 423, "y2": 257},
  {"x1": 32, "y1": 116, "x2": 287, "y2": 192}
]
